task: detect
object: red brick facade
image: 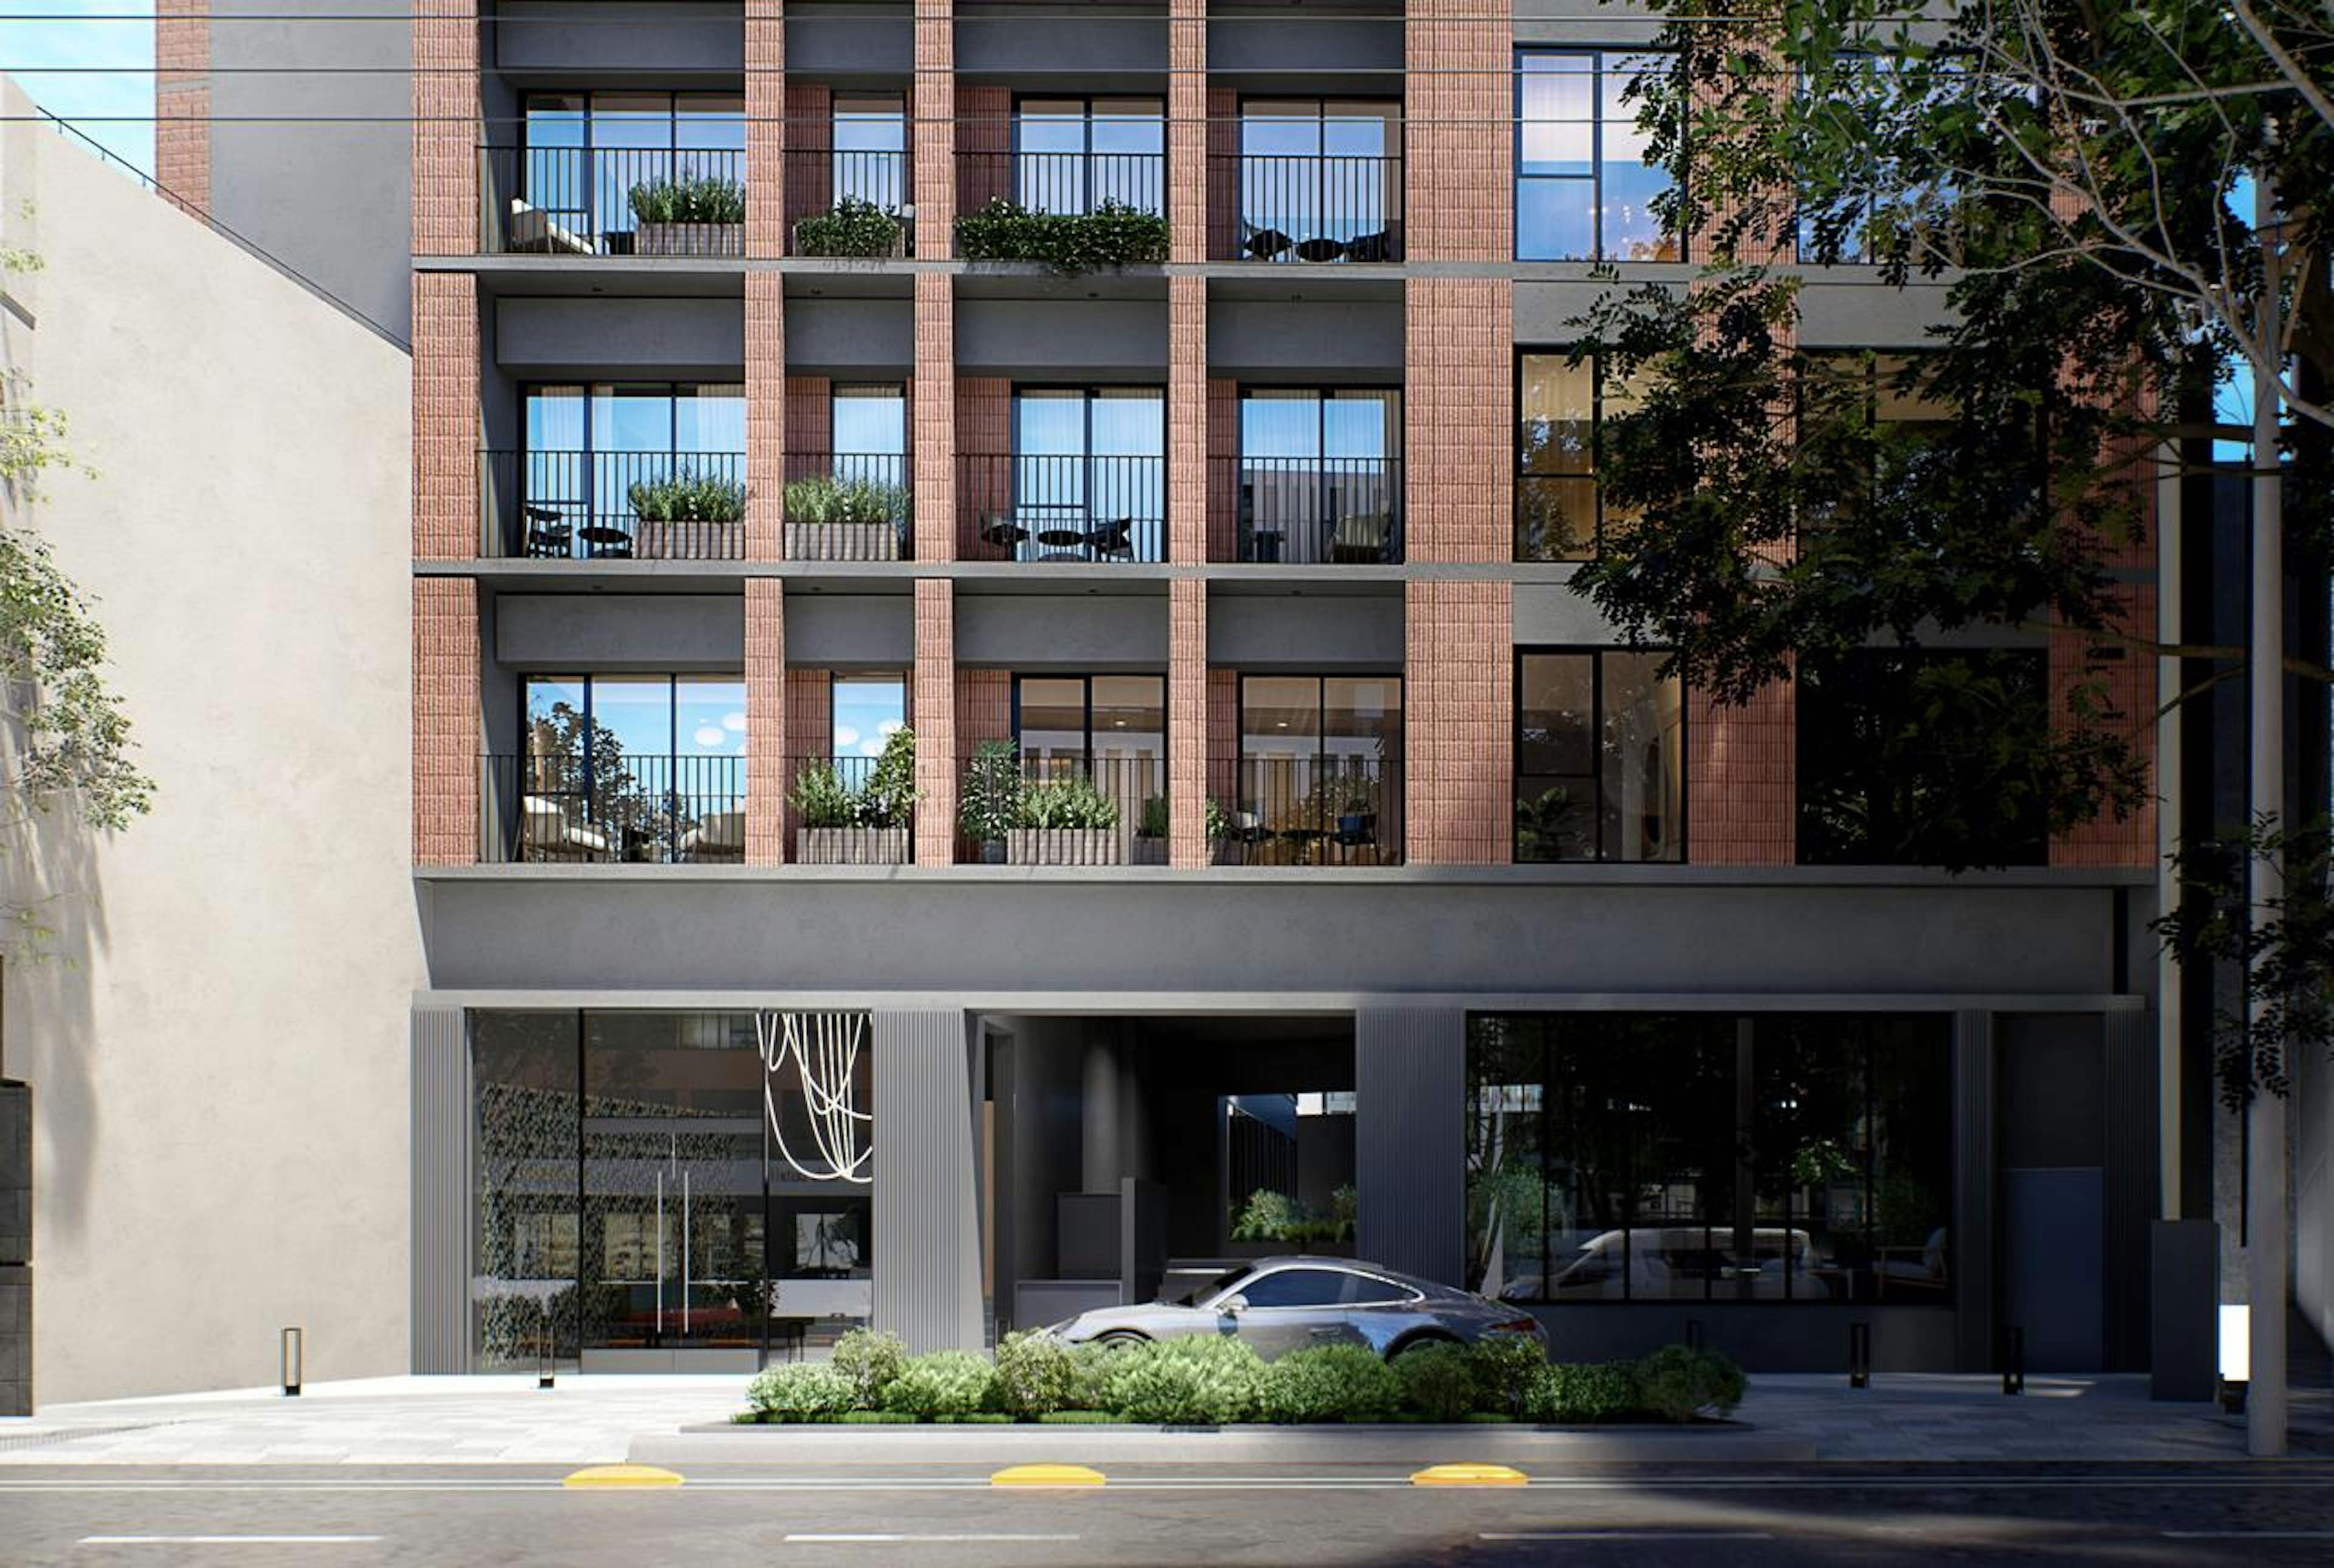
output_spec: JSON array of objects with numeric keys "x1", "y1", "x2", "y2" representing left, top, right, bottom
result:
[
  {"x1": 1405, "y1": 582, "x2": 1513, "y2": 865},
  {"x1": 1169, "y1": 279, "x2": 1208, "y2": 564},
  {"x1": 747, "y1": 272, "x2": 785, "y2": 559},
  {"x1": 154, "y1": 0, "x2": 210, "y2": 218},
  {"x1": 1168, "y1": 0, "x2": 1208, "y2": 264},
  {"x1": 746, "y1": 0, "x2": 787, "y2": 257},
  {"x1": 1168, "y1": 579, "x2": 1210, "y2": 867},
  {"x1": 411, "y1": 0, "x2": 480, "y2": 255},
  {"x1": 745, "y1": 580, "x2": 787, "y2": 865},
  {"x1": 913, "y1": 3, "x2": 957, "y2": 252},
  {"x1": 1687, "y1": 679, "x2": 1797, "y2": 866},
  {"x1": 1405, "y1": 0, "x2": 1512, "y2": 263},
  {"x1": 784, "y1": 83, "x2": 835, "y2": 246},
  {"x1": 411, "y1": 272, "x2": 480, "y2": 558},
  {"x1": 915, "y1": 273, "x2": 958, "y2": 562},
  {"x1": 1404, "y1": 280, "x2": 1513, "y2": 563},
  {"x1": 413, "y1": 578, "x2": 480, "y2": 865},
  {"x1": 913, "y1": 579, "x2": 959, "y2": 865}
]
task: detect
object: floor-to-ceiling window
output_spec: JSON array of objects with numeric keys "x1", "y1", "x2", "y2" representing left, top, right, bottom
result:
[
  {"x1": 1515, "y1": 351, "x2": 1637, "y2": 562},
  {"x1": 1005, "y1": 387, "x2": 1167, "y2": 562},
  {"x1": 1465, "y1": 1014, "x2": 1953, "y2": 1305},
  {"x1": 516, "y1": 92, "x2": 746, "y2": 253},
  {"x1": 515, "y1": 383, "x2": 746, "y2": 560},
  {"x1": 1514, "y1": 52, "x2": 1673, "y2": 262},
  {"x1": 1014, "y1": 97, "x2": 1165, "y2": 215},
  {"x1": 832, "y1": 92, "x2": 908, "y2": 212},
  {"x1": 1238, "y1": 389, "x2": 1402, "y2": 563},
  {"x1": 1515, "y1": 650, "x2": 1683, "y2": 862},
  {"x1": 1237, "y1": 100, "x2": 1403, "y2": 261},
  {"x1": 1015, "y1": 675, "x2": 1167, "y2": 848},
  {"x1": 509, "y1": 674, "x2": 746, "y2": 863},
  {"x1": 1233, "y1": 675, "x2": 1403, "y2": 864},
  {"x1": 472, "y1": 1010, "x2": 876, "y2": 1369}
]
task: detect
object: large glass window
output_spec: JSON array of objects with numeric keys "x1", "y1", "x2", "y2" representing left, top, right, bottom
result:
[
  {"x1": 1237, "y1": 99, "x2": 1403, "y2": 262},
  {"x1": 1516, "y1": 352, "x2": 1637, "y2": 562},
  {"x1": 1015, "y1": 97, "x2": 1165, "y2": 215},
  {"x1": 1233, "y1": 676, "x2": 1402, "y2": 865},
  {"x1": 1015, "y1": 675, "x2": 1166, "y2": 835},
  {"x1": 1238, "y1": 389, "x2": 1402, "y2": 564},
  {"x1": 1007, "y1": 387, "x2": 1167, "y2": 562},
  {"x1": 1516, "y1": 651, "x2": 1683, "y2": 862},
  {"x1": 514, "y1": 675, "x2": 745, "y2": 863},
  {"x1": 518, "y1": 383, "x2": 745, "y2": 559},
  {"x1": 518, "y1": 92, "x2": 746, "y2": 249},
  {"x1": 832, "y1": 93, "x2": 907, "y2": 211},
  {"x1": 1515, "y1": 52, "x2": 1673, "y2": 263},
  {"x1": 829, "y1": 382, "x2": 908, "y2": 501},
  {"x1": 1465, "y1": 1014, "x2": 1953, "y2": 1305},
  {"x1": 472, "y1": 1011, "x2": 876, "y2": 1368}
]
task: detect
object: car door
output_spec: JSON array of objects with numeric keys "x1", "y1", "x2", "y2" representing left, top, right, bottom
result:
[
  {"x1": 1225, "y1": 1266, "x2": 1355, "y2": 1358},
  {"x1": 1336, "y1": 1267, "x2": 1427, "y2": 1353}
]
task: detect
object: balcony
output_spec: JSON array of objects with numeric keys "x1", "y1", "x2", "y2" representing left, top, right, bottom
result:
[
  {"x1": 780, "y1": 453, "x2": 912, "y2": 562},
  {"x1": 484, "y1": 752, "x2": 744, "y2": 864},
  {"x1": 1216, "y1": 755, "x2": 1403, "y2": 866},
  {"x1": 959, "y1": 454, "x2": 1167, "y2": 563},
  {"x1": 480, "y1": 145, "x2": 745, "y2": 258},
  {"x1": 1221, "y1": 456, "x2": 1403, "y2": 564},
  {"x1": 1216, "y1": 153, "x2": 1403, "y2": 264},
  {"x1": 958, "y1": 149, "x2": 1168, "y2": 221},
  {"x1": 783, "y1": 754, "x2": 918, "y2": 865},
  {"x1": 959, "y1": 752, "x2": 1168, "y2": 865},
  {"x1": 480, "y1": 449, "x2": 746, "y2": 560},
  {"x1": 788, "y1": 149, "x2": 914, "y2": 257}
]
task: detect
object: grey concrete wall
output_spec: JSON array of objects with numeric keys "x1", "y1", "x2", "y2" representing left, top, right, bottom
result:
[
  {"x1": 1513, "y1": 582, "x2": 1622, "y2": 645},
  {"x1": 212, "y1": 0, "x2": 413, "y2": 342},
  {"x1": 494, "y1": 593, "x2": 746, "y2": 670},
  {"x1": 1355, "y1": 1008, "x2": 1465, "y2": 1287},
  {"x1": 495, "y1": 297, "x2": 745, "y2": 380},
  {"x1": 1211, "y1": 593, "x2": 1401, "y2": 669},
  {"x1": 956, "y1": 10, "x2": 1166, "y2": 79},
  {"x1": 1208, "y1": 17, "x2": 1402, "y2": 78},
  {"x1": 956, "y1": 300, "x2": 1167, "y2": 379},
  {"x1": 958, "y1": 593, "x2": 1168, "y2": 668},
  {"x1": 0, "y1": 94, "x2": 422, "y2": 1401},
  {"x1": 873, "y1": 1011, "x2": 984, "y2": 1351},
  {"x1": 783, "y1": 593, "x2": 915, "y2": 668},
  {"x1": 417, "y1": 873, "x2": 2129, "y2": 999},
  {"x1": 1211, "y1": 301, "x2": 1404, "y2": 381},
  {"x1": 782, "y1": 300, "x2": 914, "y2": 376},
  {"x1": 785, "y1": 9, "x2": 913, "y2": 77},
  {"x1": 495, "y1": 1, "x2": 743, "y2": 78}
]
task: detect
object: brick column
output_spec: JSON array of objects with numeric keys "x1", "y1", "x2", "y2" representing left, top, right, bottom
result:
[
  {"x1": 414, "y1": 578, "x2": 480, "y2": 865},
  {"x1": 746, "y1": 580, "x2": 788, "y2": 865},
  {"x1": 785, "y1": 83, "x2": 833, "y2": 240},
  {"x1": 1205, "y1": 87, "x2": 1239, "y2": 264},
  {"x1": 913, "y1": 579, "x2": 959, "y2": 864},
  {"x1": 1169, "y1": 278, "x2": 1208, "y2": 563},
  {"x1": 1206, "y1": 667, "x2": 1238, "y2": 831},
  {"x1": 1405, "y1": 279, "x2": 1511, "y2": 564},
  {"x1": 783, "y1": 668, "x2": 832, "y2": 851},
  {"x1": 154, "y1": 0, "x2": 209, "y2": 218},
  {"x1": 914, "y1": 2, "x2": 956, "y2": 255},
  {"x1": 746, "y1": 0, "x2": 786, "y2": 257},
  {"x1": 915, "y1": 272, "x2": 960, "y2": 563},
  {"x1": 1405, "y1": 582, "x2": 1512, "y2": 865},
  {"x1": 2050, "y1": 587, "x2": 2159, "y2": 867},
  {"x1": 748, "y1": 272, "x2": 785, "y2": 558},
  {"x1": 413, "y1": 272, "x2": 480, "y2": 557},
  {"x1": 1405, "y1": 0, "x2": 1510, "y2": 263},
  {"x1": 1168, "y1": 0, "x2": 1207, "y2": 263},
  {"x1": 413, "y1": 0, "x2": 480, "y2": 255},
  {"x1": 1687, "y1": 681, "x2": 1795, "y2": 865},
  {"x1": 1169, "y1": 579, "x2": 1211, "y2": 866}
]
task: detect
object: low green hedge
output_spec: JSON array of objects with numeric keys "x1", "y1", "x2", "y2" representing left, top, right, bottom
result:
[
  {"x1": 737, "y1": 1336, "x2": 1746, "y2": 1426},
  {"x1": 954, "y1": 198, "x2": 1168, "y2": 273}
]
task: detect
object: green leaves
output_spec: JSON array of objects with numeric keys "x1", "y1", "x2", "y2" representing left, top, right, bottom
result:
[
  {"x1": 0, "y1": 526, "x2": 152, "y2": 839},
  {"x1": 626, "y1": 470, "x2": 745, "y2": 524},
  {"x1": 781, "y1": 474, "x2": 907, "y2": 528},
  {"x1": 954, "y1": 198, "x2": 1169, "y2": 273},
  {"x1": 1016, "y1": 772, "x2": 1121, "y2": 831},
  {"x1": 626, "y1": 173, "x2": 745, "y2": 227},
  {"x1": 791, "y1": 197, "x2": 906, "y2": 258}
]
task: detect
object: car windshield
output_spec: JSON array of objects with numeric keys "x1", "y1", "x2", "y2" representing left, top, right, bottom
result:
[{"x1": 1169, "y1": 1267, "x2": 1250, "y2": 1307}]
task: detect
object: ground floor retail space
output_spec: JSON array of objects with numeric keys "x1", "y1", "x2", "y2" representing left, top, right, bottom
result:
[{"x1": 413, "y1": 997, "x2": 2158, "y2": 1377}]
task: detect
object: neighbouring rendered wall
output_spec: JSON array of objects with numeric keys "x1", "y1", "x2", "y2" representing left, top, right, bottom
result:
[{"x1": 0, "y1": 80, "x2": 419, "y2": 1403}]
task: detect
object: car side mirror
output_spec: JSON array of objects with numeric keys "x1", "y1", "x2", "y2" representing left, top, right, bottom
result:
[{"x1": 1217, "y1": 1294, "x2": 1248, "y2": 1316}]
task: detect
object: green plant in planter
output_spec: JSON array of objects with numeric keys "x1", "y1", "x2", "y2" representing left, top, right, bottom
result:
[
  {"x1": 879, "y1": 1350, "x2": 1000, "y2": 1418},
  {"x1": 793, "y1": 196, "x2": 906, "y2": 258},
  {"x1": 746, "y1": 1363, "x2": 858, "y2": 1423},
  {"x1": 954, "y1": 197, "x2": 1169, "y2": 273},
  {"x1": 1017, "y1": 772, "x2": 1121, "y2": 831},
  {"x1": 1204, "y1": 797, "x2": 1231, "y2": 841},
  {"x1": 783, "y1": 473, "x2": 909, "y2": 528},
  {"x1": 628, "y1": 172, "x2": 746, "y2": 225},
  {"x1": 790, "y1": 760, "x2": 863, "y2": 829},
  {"x1": 1631, "y1": 1344, "x2": 1746, "y2": 1422},
  {"x1": 1257, "y1": 1344, "x2": 1402, "y2": 1424},
  {"x1": 959, "y1": 740, "x2": 1024, "y2": 850},
  {"x1": 830, "y1": 1327, "x2": 908, "y2": 1409},
  {"x1": 1137, "y1": 794, "x2": 1169, "y2": 839},
  {"x1": 993, "y1": 1329, "x2": 1079, "y2": 1418},
  {"x1": 1103, "y1": 1335, "x2": 1264, "y2": 1425},
  {"x1": 1525, "y1": 1360, "x2": 1641, "y2": 1423},
  {"x1": 1515, "y1": 785, "x2": 1580, "y2": 861},
  {"x1": 860, "y1": 726, "x2": 919, "y2": 828},
  {"x1": 628, "y1": 470, "x2": 745, "y2": 524},
  {"x1": 1230, "y1": 1188, "x2": 1304, "y2": 1242},
  {"x1": 1470, "y1": 1333, "x2": 1549, "y2": 1419}
]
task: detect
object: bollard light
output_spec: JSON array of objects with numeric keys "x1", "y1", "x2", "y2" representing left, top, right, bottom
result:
[
  {"x1": 1849, "y1": 1322, "x2": 1871, "y2": 1389},
  {"x1": 1684, "y1": 1318, "x2": 1704, "y2": 1353},
  {"x1": 539, "y1": 1301, "x2": 556, "y2": 1390},
  {"x1": 281, "y1": 1327, "x2": 303, "y2": 1397},
  {"x1": 2000, "y1": 1325, "x2": 2025, "y2": 1396}
]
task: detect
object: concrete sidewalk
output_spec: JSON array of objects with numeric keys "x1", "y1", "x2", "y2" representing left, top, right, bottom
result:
[{"x1": 0, "y1": 1372, "x2": 2321, "y2": 1467}]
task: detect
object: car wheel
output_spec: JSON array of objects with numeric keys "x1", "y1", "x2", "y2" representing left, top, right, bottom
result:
[
  {"x1": 1094, "y1": 1330, "x2": 1149, "y2": 1350},
  {"x1": 1386, "y1": 1332, "x2": 1461, "y2": 1362}
]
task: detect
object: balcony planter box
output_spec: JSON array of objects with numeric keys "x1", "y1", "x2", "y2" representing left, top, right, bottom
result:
[
  {"x1": 1007, "y1": 829, "x2": 1123, "y2": 867},
  {"x1": 795, "y1": 827, "x2": 909, "y2": 865},
  {"x1": 635, "y1": 520, "x2": 743, "y2": 561},
  {"x1": 783, "y1": 520, "x2": 901, "y2": 562},
  {"x1": 635, "y1": 222, "x2": 743, "y2": 258},
  {"x1": 1131, "y1": 836, "x2": 1167, "y2": 865}
]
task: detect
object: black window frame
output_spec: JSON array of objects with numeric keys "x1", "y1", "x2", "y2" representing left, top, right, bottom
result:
[
  {"x1": 1513, "y1": 647, "x2": 1687, "y2": 864},
  {"x1": 1234, "y1": 384, "x2": 1405, "y2": 564},
  {"x1": 1010, "y1": 94, "x2": 1167, "y2": 216},
  {"x1": 1512, "y1": 48, "x2": 1676, "y2": 264},
  {"x1": 1513, "y1": 348, "x2": 1627, "y2": 563}
]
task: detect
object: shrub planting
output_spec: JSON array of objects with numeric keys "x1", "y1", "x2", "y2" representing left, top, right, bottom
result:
[
  {"x1": 830, "y1": 1327, "x2": 908, "y2": 1408},
  {"x1": 879, "y1": 1350, "x2": 1000, "y2": 1418},
  {"x1": 1470, "y1": 1332, "x2": 1549, "y2": 1418},
  {"x1": 1392, "y1": 1341, "x2": 1480, "y2": 1422},
  {"x1": 954, "y1": 198, "x2": 1168, "y2": 273},
  {"x1": 1525, "y1": 1361, "x2": 1642, "y2": 1424},
  {"x1": 1256, "y1": 1345, "x2": 1402, "y2": 1425},
  {"x1": 746, "y1": 1363, "x2": 857, "y2": 1423},
  {"x1": 1632, "y1": 1344, "x2": 1747, "y2": 1422},
  {"x1": 628, "y1": 173, "x2": 745, "y2": 226},
  {"x1": 1103, "y1": 1335, "x2": 1265, "y2": 1425},
  {"x1": 993, "y1": 1329, "x2": 1079, "y2": 1417},
  {"x1": 792, "y1": 197, "x2": 905, "y2": 258}
]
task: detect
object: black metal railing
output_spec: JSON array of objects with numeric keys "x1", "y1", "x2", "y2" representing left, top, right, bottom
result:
[
  {"x1": 1222, "y1": 154, "x2": 1403, "y2": 263},
  {"x1": 481, "y1": 145, "x2": 746, "y2": 256},
  {"x1": 783, "y1": 754, "x2": 917, "y2": 864},
  {"x1": 777, "y1": 452, "x2": 912, "y2": 561},
  {"x1": 481, "y1": 450, "x2": 746, "y2": 560},
  {"x1": 1223, "y1": 456, "x2": 1403, "y2": 564},
  {"x1": 791, "y1": 149, "x2": 914, "y2": 256},
  {"x1": 484, "y1": 752, "x2": 746, "y2": 864},
  {"x1": 958, "y1": 150, "x2": 1167, "y2": 216},
  {"x1": 1217, "y1": 755, "x2": 1403, "y2": 865},
  {"x1": 959, "y1": 453, "x2": 1167, "y2": 563},
  {"x1": 962, "y1": 754, "x2": 1169, "y2": 864}
]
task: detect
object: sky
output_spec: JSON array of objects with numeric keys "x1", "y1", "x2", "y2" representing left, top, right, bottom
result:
[{"x1": 0, "y1": 2, "x2": 155, "y2": 176}]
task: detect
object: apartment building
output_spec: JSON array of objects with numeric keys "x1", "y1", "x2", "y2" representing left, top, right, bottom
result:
[{"x1": 151, "y1": 0, "x2": 2186, "y2": 1380}]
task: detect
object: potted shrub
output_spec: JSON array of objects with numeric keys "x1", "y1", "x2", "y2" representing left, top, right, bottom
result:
[
  {"x1": 1132, "y1": 794, "x2": 1169, "y2": 864},
  {"x1": 1331, "y1": 773, "x2": 1380, "y2": 847},
  {"x1": 953, "y1": 197, "x2": 1169, "y2": 275},
  {"x1": 782, "y1": 475, "x2": 909, "y2": 562},
  {"x1": 958, "y1": 740, "x2": 1022, "y2": 864},
  {"x1": 791, "y1": 729, "x2": 915, "y2": 864},
  {"x1": 793, "y1": 196, "x2": 907, "y2": 259},
  {"x1": 628, "y1": 171, "x2": 746, "y2": 256},
  {"x1": 627, "y1": 470, "x2": 745, "y2": 559},
  {"x1": 1009, "y1": 772, "x2": 1123, "y2": 865}
]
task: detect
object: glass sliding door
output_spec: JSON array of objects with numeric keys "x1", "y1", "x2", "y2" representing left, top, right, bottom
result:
[
  {"x1": 1234, "y1": 675, "x2": 1402, "y2": 864},
  {"x1": 1238, "y1": 388, "x2": 1401, "y2": 563},
  {"x1": 1237, "y1": 100, "x2": 1403, "y2": 261}
]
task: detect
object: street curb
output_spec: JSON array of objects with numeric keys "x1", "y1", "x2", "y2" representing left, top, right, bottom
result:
[{"x1": 628, "y1": 1423, "x2": 1819, "y2": 1466}]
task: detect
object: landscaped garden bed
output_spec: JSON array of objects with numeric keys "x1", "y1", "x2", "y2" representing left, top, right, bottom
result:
[{"x1": 735, "y1": 1328, "x2": 1745, "y2": 1429}]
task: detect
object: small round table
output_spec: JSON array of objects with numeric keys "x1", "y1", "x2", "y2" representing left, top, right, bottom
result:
[
  {"x1": 578, "y1": 524, "x2": 635, "y2": 559},
  {"x1": 1035, "y1": 527, "x2": 1087, "y2": 562}
]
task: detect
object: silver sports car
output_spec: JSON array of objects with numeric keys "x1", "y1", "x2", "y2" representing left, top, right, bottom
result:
[{"x1": 1047, "y1": 1256, "x2": 1549, "y2": 1361}]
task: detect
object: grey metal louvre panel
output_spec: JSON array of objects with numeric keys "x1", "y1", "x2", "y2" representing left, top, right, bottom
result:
[
  {"x1": 410, "y1": 1006, "x2": 470, "y2": 1375},
  {"x1": 873, "y1": 1010, "x2": 983, "y2": 1351},
  {"x1": 1355, "y1": 1006, "x2": 1465, "y2": 1288},
  {"x1": 1951, "y1": 1009, "x2": 1995, "y2": 1373}
]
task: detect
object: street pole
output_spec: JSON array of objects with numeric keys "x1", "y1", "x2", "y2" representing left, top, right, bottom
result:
[{"x1": 2246, "y1": 167, "x2": 2288, "y2": 1460}]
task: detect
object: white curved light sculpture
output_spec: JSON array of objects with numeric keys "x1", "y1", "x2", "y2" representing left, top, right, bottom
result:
[{"x1": 757, "y1": 1011, "x2": 874, "y2": 1185}]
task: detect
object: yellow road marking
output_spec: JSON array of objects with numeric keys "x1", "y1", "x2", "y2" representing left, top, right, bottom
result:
[
  {"x1": 1411, "y1": 1463, "x2": 1528, "y2": 1488},
  {"x1": 563, "y1": 1465, "x2": 683, "y2": 1489},
  {"x1": 990, "y1": 1463, "x2": 1106, "y2": 1488}
]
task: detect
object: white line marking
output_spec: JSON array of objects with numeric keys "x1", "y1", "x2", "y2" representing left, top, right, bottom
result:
[
  {"x1": 79, "y1": 1536, "x2": 383, "y2": 1546},
  {"x1": 784, "y1": 1535, "x2": 1081, "y2": 1544},
  {"x1": 1482, "y1": 1532, "x2": 1777, "y2": 1542},
  {"x1": 2163, "y1": 1532, "x2": 2334, "y2": 1540}
]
